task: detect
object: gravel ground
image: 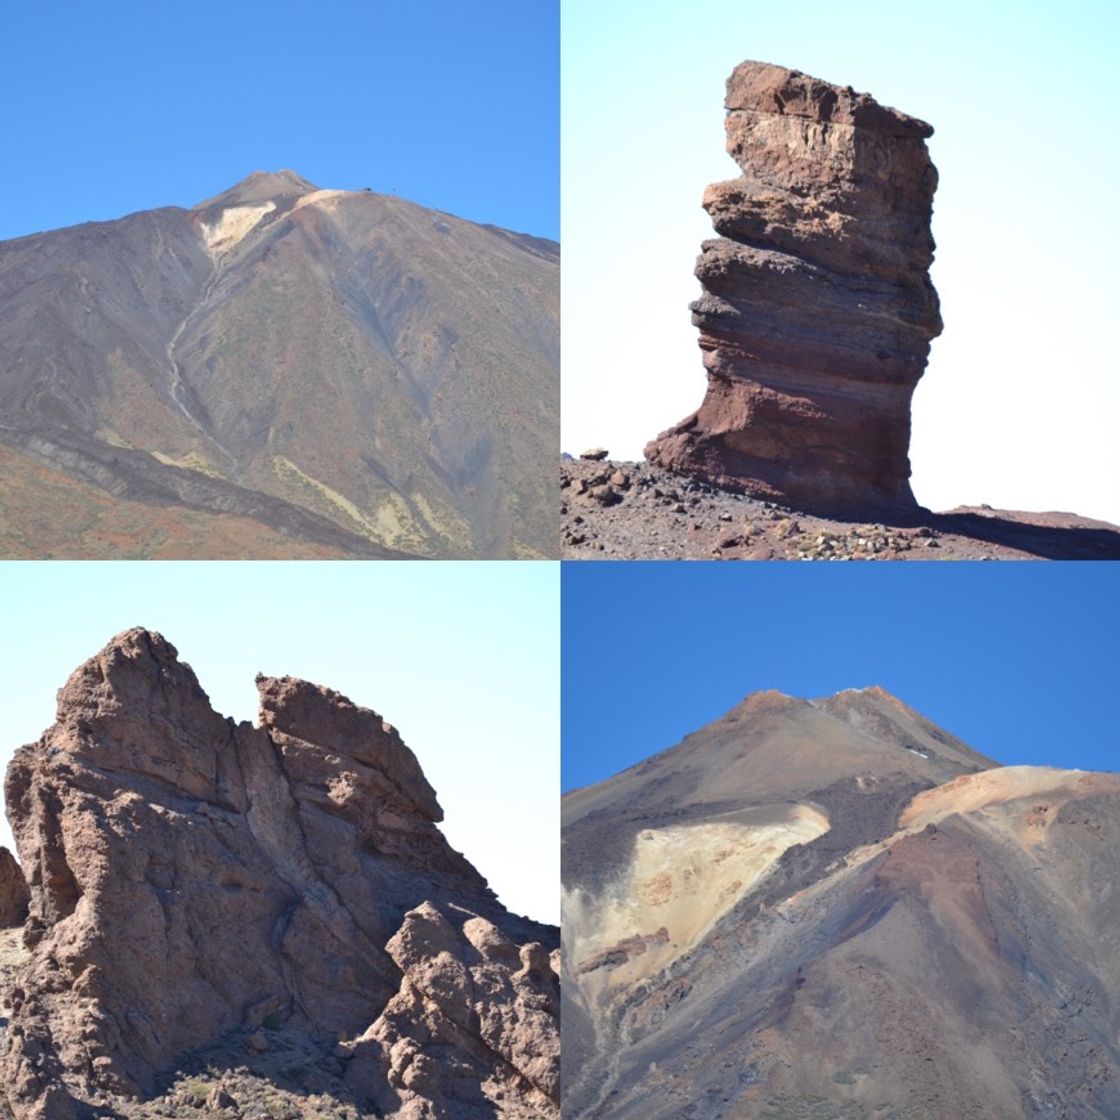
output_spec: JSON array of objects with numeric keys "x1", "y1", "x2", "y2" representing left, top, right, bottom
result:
[{"x1": 561, "y1": 458, "x2": 1120, "y2": 561}]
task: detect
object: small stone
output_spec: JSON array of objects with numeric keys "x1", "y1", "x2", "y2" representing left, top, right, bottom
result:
[
  {"x1": 248, "y1": 1031, "x2": 268, "y2": 1052},
  {"x1": 590, "y1": 484, "x2": 620, "y2": 506}
]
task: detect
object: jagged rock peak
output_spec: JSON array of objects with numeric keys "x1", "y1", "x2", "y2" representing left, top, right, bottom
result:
[
  {"x1": 56, "y1": 625, "x2": 207, "y2": 708},
  {"x1": 646, "y1": 60, "x2": 942, "y2": 517},
  {"x1": 257, "y1": 674, "x2": 443, "y2": 822}
]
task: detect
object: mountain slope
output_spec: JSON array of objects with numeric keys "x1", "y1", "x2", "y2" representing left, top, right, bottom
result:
[
  {"x1": 562, "y1": 688, "x2": 1120, "y2": 1119},
  {"x1": 0, "y1": 171, "x2": 559, "y2": 558}
]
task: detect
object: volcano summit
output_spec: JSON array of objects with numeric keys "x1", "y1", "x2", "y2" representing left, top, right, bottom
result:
[
  {"x1": 563, "y1": 686, "x2": 1120, "y2": 1118},
  {"x1": 0, "y1": 172, "x2": 558, "y2": 559}
]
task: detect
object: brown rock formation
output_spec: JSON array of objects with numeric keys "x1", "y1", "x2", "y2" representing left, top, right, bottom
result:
[
  {"x1": 1, "y1": 628, "x2": 557, "y2": 1119},
  {"x1": 646, "y1": 62, "x2": 942, "y2": 515},
  {"x1": 0, "y1": 847, "x2": 29, "y2": 928}
]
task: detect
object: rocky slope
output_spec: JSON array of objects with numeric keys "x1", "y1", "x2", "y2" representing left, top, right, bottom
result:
[
  {"x1": 0, "y1": 171, "x2": 559, "y2": 559},
  {"x1": 645, "y1": 62, "x2": 941, "y2": 516},
  {"x1": 563, "y1": 687, "x2": 1120, "y2": 1118},
  {"x1": 2, "y1": 629, "x2": 558, "y2": 1120},
  {"x1": 561, "y1": 456, "x2": 1120, "y2": 560}
]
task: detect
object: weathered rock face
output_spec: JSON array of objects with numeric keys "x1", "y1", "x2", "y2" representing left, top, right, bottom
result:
[
  {"x1": 0, "y1": 847, "x2": 29, "y2": 928},
  {"x1": 345, "y1": 902, "x2": 561, "y2": 1118},
  {"x1": 2, "y1": 629, "x2": 558, "y2": 1120},
  {"x1": 646, "y1": 62, "x2": 942, "y2": 515}
]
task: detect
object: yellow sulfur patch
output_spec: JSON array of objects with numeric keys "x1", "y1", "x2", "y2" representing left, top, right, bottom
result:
[{"x1": 567, "y1": 806, "x2": 830, "y2": 996}]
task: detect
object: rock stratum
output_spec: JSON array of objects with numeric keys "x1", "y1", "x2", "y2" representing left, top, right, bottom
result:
[
  {"x1": 646, "y1": 62, "x2": 942, "y2": 516},
  {"x1": 0, "y1": 171, "x2": 558, "y2": 559},
  {"x1": 2, "y1": 629, "x2": 558, "y2": 1120},
  {"x1": 563, "y1": 687, "x2": 1120, "y2": 1118}
]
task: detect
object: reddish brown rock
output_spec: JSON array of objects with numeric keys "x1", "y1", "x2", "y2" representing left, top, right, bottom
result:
[
  {"x1": 1, "y1": 628, "x2": 557, "y2": 1119},
  {"x1": 646, "y1": 61, "x2": 942, "y2": 516},
  {"x1": 0, "y1": 846, "x2": 29, "y2": 927},
  {"x1": 343, "y1": 901, "x2": 560, "y2": 1117}
]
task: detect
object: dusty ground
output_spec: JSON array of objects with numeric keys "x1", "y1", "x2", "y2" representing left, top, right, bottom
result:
[
  {"x1": 110, "y1": 1026, "x2": 365, "y2": 1120},
  {"x1": 561, "y1": 458, "x2": 1120, "y2": 560}
]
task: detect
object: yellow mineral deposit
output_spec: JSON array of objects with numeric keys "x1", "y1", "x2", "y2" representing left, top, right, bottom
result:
[{"x1": 569, "y1": 804, "x2": 830, "y2": 998}]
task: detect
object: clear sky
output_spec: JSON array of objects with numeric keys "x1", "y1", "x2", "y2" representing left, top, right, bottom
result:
[
  {"x1": 1, "y1": 0, "x2": 558, "y2": 241},
  {"x1": 0, "y1": 561, "x2": 559, "y2": 925},
  {"x1": 562, "y1": 561, "x2": 1120, "y2": 792},
  {"x1": 562, "y1": 0, "x2": 1120, "y2": 524}
]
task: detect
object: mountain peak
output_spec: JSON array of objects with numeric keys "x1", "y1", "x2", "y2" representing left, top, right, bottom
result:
[{"x1": 193, "y1": 169, "x2": 321, "y2": 211}]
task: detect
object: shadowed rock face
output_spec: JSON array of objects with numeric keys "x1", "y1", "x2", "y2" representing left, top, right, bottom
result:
[
  {"x1": 563, "y1": 687, "x2": 1120, "y2": 1119},
  {"x1": 2, "y1": 629, "x2": 558, "y2": 1120},
  {"x1": 0, "y1": 848, "x2": 28, "y2": 928},
  {"x1": 646, "y1": 62, "x2": 942, "y2": 516},
  {"x1": 0, "y1": 171, "x2": 559, "y2": 559}
]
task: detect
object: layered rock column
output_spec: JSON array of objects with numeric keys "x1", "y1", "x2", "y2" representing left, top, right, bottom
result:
[{"x1": 646, "y1": 62, "x2": 942, "y2": 515}]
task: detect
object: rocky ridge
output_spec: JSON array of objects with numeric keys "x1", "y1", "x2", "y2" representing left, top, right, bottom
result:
[
  {"x1": 1, "y1": 629, "x2": 558, "y2": 1120},
  {"x1": 645, "y1": 62, "x2": 942, "y2": 516}
]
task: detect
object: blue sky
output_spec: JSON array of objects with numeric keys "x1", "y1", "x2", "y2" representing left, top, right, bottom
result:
[
  {"x1": 0, "y1": 562, "x2": 559, "y2": 924},
  {"x1": 562, "y1": 0, "x2": 1120, "y2": 523},
  {"x1": 1, "y1": 0, "x2": 558, "y2": 241},
  {"x1": 562, "y1": 562, "x2": 1120, "y2": 791}
]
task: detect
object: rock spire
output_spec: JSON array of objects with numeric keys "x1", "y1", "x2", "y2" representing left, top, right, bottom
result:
[{"x1": 646, "y1": 61, "x2": 942, "y2": 515}]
